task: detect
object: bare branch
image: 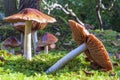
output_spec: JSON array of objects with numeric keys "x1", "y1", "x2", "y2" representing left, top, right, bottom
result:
[
  {"x1": 108, "y1": 0, "x2": 116, "y2": 10},
  {"x1": 96, "y1": 0, "x2": 116, "y2": 30},
  {"x1": 42, "y1": 0, "x2": 84, "y2": 26},
  {"x1": 99, "y1": 0, "x2": 116, "y2": 10}
]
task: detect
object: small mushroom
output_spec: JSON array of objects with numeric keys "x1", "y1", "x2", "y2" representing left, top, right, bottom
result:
[
  {"x1": 13, "y1": 22, "x2": 25, "y2": 33},
  {"x1": 37, "y1": 32, "x2": 58, "y2": 54},
  {"x1": 4, "y1": 8, "x2": 56, "y2": 60},
  {"x1": 13, "y1": 22, "x2": 25, "y2": 54},
  {"x1": 3, "y1": 36, "x2": 21, "y2": 54}
]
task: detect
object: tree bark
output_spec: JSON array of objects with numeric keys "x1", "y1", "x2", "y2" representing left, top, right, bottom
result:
[
  {"x1": 19, "y1": 0, "x2": 40, "y2": 11},
  {"x1": 3, "y1": 0, "x2": 17, "y2": 17}
]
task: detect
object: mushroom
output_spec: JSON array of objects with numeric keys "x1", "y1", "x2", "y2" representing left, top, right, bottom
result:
[
  {"x1": 13, "y1": 22, "x2": 48, "y2": 54},
  {"x1": 4, "y1": 8, "x2": 56, "y2": 60},
  {"x1": 37, "y1": 32, "x2": 58, "y2": 54},
  {"x1": 3, "y1": 36, "x2": 21, "y2": 54},
  {"x1": 45, "y1": 20, "x2": 112, "y2": 73},
  {"x1": 13, "y1": 22, "x2": 25, "y2": 54}
]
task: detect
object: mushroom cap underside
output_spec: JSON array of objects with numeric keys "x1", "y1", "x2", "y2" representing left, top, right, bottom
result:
[
  {"x1": 13, "y1": 22, "x2": 47, "y2": 32},
  {"x1": 86, "y1": 34, "x2": 113, "y2": 71},
  {"x1": 68, "y1": 20, "x2": 89, "y2": 45}
]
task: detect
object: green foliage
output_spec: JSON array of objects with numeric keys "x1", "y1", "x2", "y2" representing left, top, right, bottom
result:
[
  {"x1": 90, "y1": 30, "x2": 120, "y2": 53},
  {"x1": 41, "y1": 0, "x2": 120, "y2": 32},
  {"x1": 0, "y1": 50, "x2": 119, "y2": 80},
  {"x1": 0, "y1": 26, "x2": 20, "y2": 41},
  {"x1": 0, "y1": 29, "x2": 120, "y2": 79}
]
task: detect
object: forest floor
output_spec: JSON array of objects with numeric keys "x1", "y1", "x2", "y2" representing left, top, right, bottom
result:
[{"x1": 0, "y1": 30, "x2": 120, "y2": 80}]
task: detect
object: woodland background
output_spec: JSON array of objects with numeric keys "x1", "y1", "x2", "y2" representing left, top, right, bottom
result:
[{"x1": 0, "y1": 0, "x2": 120, "y2": 31}]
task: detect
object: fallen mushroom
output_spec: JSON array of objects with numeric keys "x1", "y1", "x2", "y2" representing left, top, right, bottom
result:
[
  {"x1": 70, "y1": 20, "x2": 112, "y2": 71},
  {"x1": 4, "y1": 8, "x2": 56, "y2": 60},
  {"x1": 45, "y1": 20, "x2": 89, "y2": 73},
  {"x1": 3, "y1": 36, "x2": 21, "y2": 54},
  {"x1": 37, "y1": 32, "x2": 58, "y2": 54},
  {"x1": 45, "y1": 20, "x2": 112, "y2": 73},
  {"x1": 69, "y1": 20, "x2": 92, "y2": 61}
]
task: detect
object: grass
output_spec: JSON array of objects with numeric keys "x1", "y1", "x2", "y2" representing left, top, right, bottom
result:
[
  {"x1": 0, "y1": 50, "x2": 119, "y2": 80},
  {"x1": 0, "y1": 30, "x2": 120, "y2": 80}
]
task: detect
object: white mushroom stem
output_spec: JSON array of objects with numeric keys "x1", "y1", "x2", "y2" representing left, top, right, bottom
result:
[
  {"x1": 24, "y1": 21, "x2": 32, "y2": 60},
  {"x1": 32, "y1": 31, "x2": 38, "y2": 54},
  {"x1": 44, "y1": 45, "x2": 48, "y2": 54},
  {"x1": 49, "y1": 44, "x2": 56, "y2": 49},
  {"x1": 45, "y1": 43, "x2": 87, "y2": 74}
]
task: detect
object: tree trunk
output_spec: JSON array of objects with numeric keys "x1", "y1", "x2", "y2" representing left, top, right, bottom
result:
[
  {"x1": 19, "y1": 0, "x2": 41, "y2": 11},
  {"x1": 3, "y1": 0, "x2": 17, "y2": 16}
]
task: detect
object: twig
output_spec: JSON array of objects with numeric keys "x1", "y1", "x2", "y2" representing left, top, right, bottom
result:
[{"x1": 42, "y1": 0, "x2": 84, "y2": 26}]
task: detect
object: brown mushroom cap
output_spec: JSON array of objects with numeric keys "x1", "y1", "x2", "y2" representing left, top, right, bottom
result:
[
  {"x1": 13, "y1": 22, "x2": 48, "y2": 33},
  {"x1": 86, "y1": 34, "x2": 113, "y2": 71},
  {"x1": 4, "y1": 8, "x2": 56, "y2": 23},
  {"x1": 38, "y1": 33, "x2": 58, "y2": 46},
  {"x1": 3, "y1": 36, "x2": 21, "y2": 48},
  {"x1": 69, "y1": 20, "x2": 89, "y2": 45}
]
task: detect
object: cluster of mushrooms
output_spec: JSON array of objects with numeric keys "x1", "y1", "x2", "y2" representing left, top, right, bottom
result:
[
  {"x1": 3, "y1": 8, "x2": 113, "y2": 74},
  {"x1": 3, "y1": 8, "x2": 57, "y2": 60}
]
